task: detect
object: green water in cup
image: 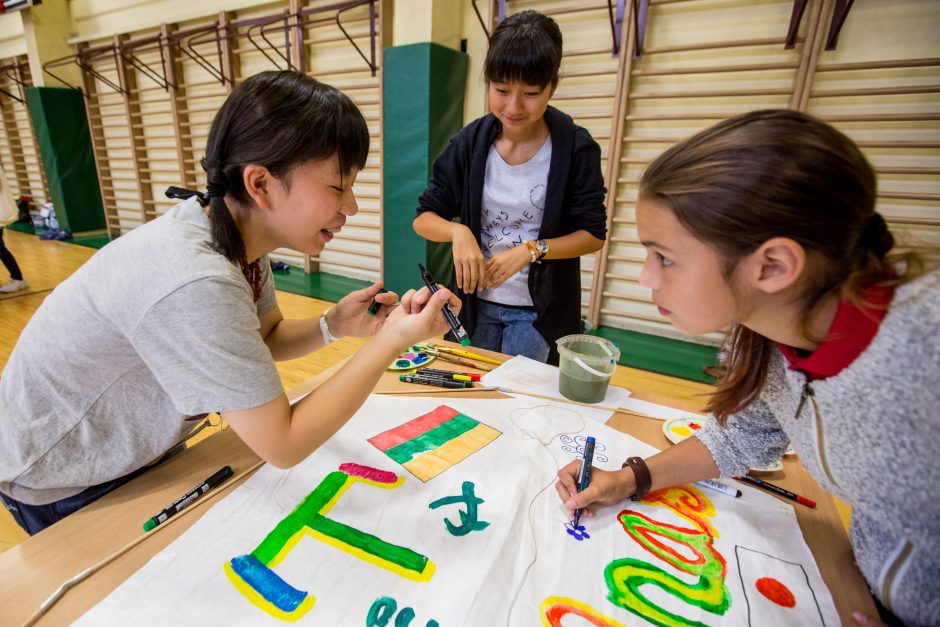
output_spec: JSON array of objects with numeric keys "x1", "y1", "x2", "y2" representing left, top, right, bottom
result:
[{"x1": 556, "y1": 335, "x2": 619, "y2": 404}]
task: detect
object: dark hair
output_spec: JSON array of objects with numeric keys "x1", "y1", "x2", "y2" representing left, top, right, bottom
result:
[
  {"x1": 639, "y1": 109, "x2": 920, "y2": 423},
  {"x1": 201, "y1": 70, "x2": 369, "y2": 263},
  {"x1": 484, "y1": 10, "x2": 563, "y2": 89}
]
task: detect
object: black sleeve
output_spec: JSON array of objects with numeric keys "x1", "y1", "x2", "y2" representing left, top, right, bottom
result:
[
  {"x1": 565, "y1": 128, "x2": 608, "y2": 240},
  {"x1": 415, "y1": 129, "x2": 468, "y2": 222}
]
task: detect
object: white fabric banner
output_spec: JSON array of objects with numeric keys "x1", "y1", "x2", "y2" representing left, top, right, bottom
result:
[{"x1": 76, "y1": 395, "x2": 838, "y2": 626}]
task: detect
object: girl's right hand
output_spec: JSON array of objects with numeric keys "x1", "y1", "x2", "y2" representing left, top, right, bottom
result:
[
  {"x1": 451, "y1": 224, "x2": 486, "y2": 294},
  {"x1": 379, "y1": 286, "x2": 459, "y2": 349},
  {"x1": 555, "y1": 460, "x2": 635, "y2": 518}
]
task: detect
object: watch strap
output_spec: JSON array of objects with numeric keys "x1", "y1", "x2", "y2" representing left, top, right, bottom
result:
[{"x1": 623, "y1": 456, "x2": 651, "y2": 501}]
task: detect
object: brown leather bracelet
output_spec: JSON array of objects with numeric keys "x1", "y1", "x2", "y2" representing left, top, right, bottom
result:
[{"x1": 623, "y1": 456, "x2": 651, "y2": 502}]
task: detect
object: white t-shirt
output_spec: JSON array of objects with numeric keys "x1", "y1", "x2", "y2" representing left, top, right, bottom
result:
[
  {"x1": 478, "y1": 137, "x2": 552, "y2": 307},
  {"x1": 0, "y1": 198, "x2": 284, "y2": 505}
]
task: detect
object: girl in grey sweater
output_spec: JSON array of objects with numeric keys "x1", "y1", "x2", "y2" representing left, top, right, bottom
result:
[{"x1": 556, "y1": 110, "x2": 938, "y2": 627}]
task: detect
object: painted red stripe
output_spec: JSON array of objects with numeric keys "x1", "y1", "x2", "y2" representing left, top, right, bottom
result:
[
  {"x1": 368, "y1": 405, "x2": 460, "y2": 451},
  {"x1": 338, "y1": 463, "x2": 398, "y2": 484}
]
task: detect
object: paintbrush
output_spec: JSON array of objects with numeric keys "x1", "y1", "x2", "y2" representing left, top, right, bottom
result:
[
  {"x1": 426, "y1": 343, "x2": 504, "y2": 366},
  {"x1": 420, "y1": 345, "x2": 494, "y2": 371}
]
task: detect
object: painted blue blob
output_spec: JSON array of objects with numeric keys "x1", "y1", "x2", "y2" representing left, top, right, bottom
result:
[
  {"x1": 395, "y1": 359, "x2": 411, "y2": 368},
  {"x1": 412, "y1": 353, "x2": 430, "y2": 365},
  {"x1": 229, "y1": 554, "x2": 308, "y2": 612}
]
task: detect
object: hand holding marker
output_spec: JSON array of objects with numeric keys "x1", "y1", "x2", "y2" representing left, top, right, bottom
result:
[
  {"x1": 418, "y1": 264, "x2": 471, "y2": 346},
  {"x1": 572, "y1": 437, "x2": 596, "y2": 527}
]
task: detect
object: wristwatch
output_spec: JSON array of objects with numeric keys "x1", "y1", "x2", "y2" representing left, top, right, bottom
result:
[{"x1": 534, "y1": 239, "x2": 549, "y2": 262}]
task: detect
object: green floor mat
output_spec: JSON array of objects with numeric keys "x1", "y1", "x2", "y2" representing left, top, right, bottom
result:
[
  {"x1": 68, "y1": 233, "x2": 114, "y2": 249},
  {"x1": 588, "y1": 326, "x2": 719, "y2": 384},
  {"x1": 272, "y1": 268, "x2": 371, "y2": 302}
]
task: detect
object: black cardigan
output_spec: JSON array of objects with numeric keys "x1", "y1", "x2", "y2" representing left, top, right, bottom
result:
[{"x1": 416, "y1": 106, "x2": 607, "y2": 364}]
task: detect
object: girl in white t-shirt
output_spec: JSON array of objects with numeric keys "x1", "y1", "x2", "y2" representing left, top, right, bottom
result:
[{"x1": 415, "y1": 10, "x2": 607, "y2": 363}]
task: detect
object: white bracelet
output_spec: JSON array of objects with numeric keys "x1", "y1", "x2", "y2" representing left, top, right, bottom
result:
[{"x1": 319, "y1": 308, "x2": 339, "y2": 345}]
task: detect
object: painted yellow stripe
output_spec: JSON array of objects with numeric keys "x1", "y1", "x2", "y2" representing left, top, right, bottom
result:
[{"x1": 403, "y1": 423, "x2": 501, "y2": 482}]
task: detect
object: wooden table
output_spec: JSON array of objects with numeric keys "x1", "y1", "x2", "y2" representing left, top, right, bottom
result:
[{"x1": 0, "y1": 351, "x2": 876, "y2": 625}]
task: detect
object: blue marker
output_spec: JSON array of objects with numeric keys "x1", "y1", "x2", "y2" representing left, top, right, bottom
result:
[{"x1": 572, "y1": 436, "x2": 595, "y2": 528}]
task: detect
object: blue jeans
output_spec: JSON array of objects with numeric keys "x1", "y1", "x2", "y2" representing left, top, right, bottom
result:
[
  {"x1": 0, "y1": 443, "x2": 184, "y2": 535},
  {"x1": 473, "y1": 299, "x2": 550, "y2": 362}
]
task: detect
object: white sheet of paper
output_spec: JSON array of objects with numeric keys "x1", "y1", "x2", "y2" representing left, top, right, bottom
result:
[
  {"x1": 481, "y1": 355, "x2": 631, "y2": 418},
  {"x1": 75, "y1": 395, "x2": 838, "y2": 627},
  {"x1": 619, "y1": 396, "x2": 707, "y2": 422}
]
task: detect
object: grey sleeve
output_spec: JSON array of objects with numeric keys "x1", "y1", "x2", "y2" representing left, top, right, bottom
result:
[
  {"x1": 694, "y1": 398, "x2": 790, "y2": 478},
  {"x1": 130, "y1": 275, "x2": 284, "y2": 415}
]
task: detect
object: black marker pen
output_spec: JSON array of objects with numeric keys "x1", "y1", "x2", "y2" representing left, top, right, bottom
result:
[
  {"x1": 143, "y1": 466, "x2": 234, "y2": 531},
  {"x1": 418, "y1": 263, "x2": 471, "y2": 346},
  {"x1": 400, "y1": 374, "x2": 466, "y2": 389},
  {"x1": 368, "y1": 288, "x2": 389, "y2": 317}
]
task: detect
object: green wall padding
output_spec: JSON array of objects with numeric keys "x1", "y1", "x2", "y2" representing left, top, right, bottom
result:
[
  {"x1": 25, "y1": 87, "x2": 104, "y2": 233},
  {"x1": 589, "y1": 326, "x2": 719, "y2": 384},
  {"x1": 382, "y1": 43, "x2": 468, "y2": 294}
]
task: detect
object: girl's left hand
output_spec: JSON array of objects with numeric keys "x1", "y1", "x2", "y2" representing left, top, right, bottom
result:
[
  {"x1": 327, "y1": 282, "x2": 399, "y2": 338},
  {"x1": 483, "y1": 245, "x2": 531, "y2": 290}
]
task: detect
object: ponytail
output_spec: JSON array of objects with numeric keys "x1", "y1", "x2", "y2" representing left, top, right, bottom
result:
[
  {"x1": 202, "y1": 166, "x2": 244, "y2": 264},
  {"x1": 639, "y1": 110, "x2": 927, "y2": 424}
]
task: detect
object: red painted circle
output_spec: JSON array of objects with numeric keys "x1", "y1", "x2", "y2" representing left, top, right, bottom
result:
[{"x1": 755, "y1": 577, "x2": 796, "y2": 607}]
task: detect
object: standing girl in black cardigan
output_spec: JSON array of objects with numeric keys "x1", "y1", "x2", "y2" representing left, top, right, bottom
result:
[{"x1": 414, "y1": 10, "x2": 607, "y2": 364}]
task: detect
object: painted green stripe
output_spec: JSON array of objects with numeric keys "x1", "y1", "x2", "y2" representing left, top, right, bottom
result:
[
  {"x1": 252, "y1": 471, "x2": 348, "y2": 564},
  {"x1": 384, "y1": 413, "x2": 478, "y2": 465},
  {"x1": 308, "y1": 514, "x2": 429, "y2": 574},
  {"x1": 588, "y1": 326, "x2": 718, "y2": 384}
]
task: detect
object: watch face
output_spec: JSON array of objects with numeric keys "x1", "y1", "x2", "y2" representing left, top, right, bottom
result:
[{"x1": 536, "y1": 240, "x2": 549, "y2": 256}]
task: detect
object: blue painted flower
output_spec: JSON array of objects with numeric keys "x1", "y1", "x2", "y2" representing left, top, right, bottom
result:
[{"x1": 565, "y1": 523, "x2": 590, "y2": 541}]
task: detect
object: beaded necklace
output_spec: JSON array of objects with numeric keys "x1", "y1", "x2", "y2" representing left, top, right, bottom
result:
[{"x1": 240, "y1": 256, "x2": 262, "y2": 302}]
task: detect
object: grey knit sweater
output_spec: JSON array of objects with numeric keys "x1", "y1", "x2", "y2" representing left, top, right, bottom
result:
[{"x1": 695, "y1": 268, "x2": 940, "y2": 627}]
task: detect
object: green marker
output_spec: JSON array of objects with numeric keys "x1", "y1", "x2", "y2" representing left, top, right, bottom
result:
[{"x1": 143, "y1": 466, "x2": 233, "y2": 532}]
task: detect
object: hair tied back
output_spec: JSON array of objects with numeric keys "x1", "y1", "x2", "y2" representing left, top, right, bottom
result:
[
  {"x1": 165, "y1": 185, "x2": 209, "y2": 205},
  {"x1": 860, "y1": 212, "x2": 892, "y2": 260}
]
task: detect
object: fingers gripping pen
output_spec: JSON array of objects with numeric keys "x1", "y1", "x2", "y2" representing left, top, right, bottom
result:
[{"x1": 418, "y1": 263, "x2": 471, "y2": 346}]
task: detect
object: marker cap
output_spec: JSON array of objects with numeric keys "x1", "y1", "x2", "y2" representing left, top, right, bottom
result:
[{"x1": 143, "y1": 518, "x2": 157, "y2": 532}]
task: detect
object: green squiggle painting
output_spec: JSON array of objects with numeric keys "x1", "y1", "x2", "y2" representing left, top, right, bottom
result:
[{"x1": 606, "y1": 486, "x2": 730, "y2": 627}]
